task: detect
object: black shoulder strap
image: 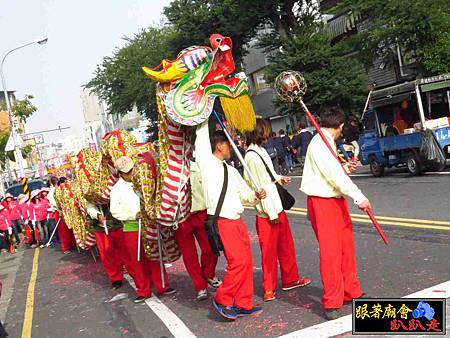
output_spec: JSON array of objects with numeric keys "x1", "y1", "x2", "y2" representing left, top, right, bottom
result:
[
  {"x1": 246, "y1": 149, "x2": 276, "y2": 182},
  {"x1": 213, "y1": 163, "x2": 228, "y2": 218}
]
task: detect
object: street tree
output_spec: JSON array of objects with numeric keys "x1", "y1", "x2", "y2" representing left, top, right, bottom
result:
[
  {"x1": 87, "y1": 1, "x2": 365, "y2": 125},
  {"x1": 165, "y1": 0, "x2": 348, "y2": 116},
  {"x1": 335, "y1": 0, "x2": 450, "y2": 75},
  {"x1": 164, "y1": 0, "x2": 265, "y2": 63},
  {"x1": 0, "y1": 94, "x2": 37, "y2": 124},
  {"x1": 0, "y1": 94, "x2": 37, "y2": 169},
  {"x1": 164, "y1": 0, "x2": 320, "y2": 63},
  {"x1": 264, "y1": 23, "x2": 368, "y2": 117},
  {"x1": 85, "y1": 26, "x2": 177, "y2": 120}
]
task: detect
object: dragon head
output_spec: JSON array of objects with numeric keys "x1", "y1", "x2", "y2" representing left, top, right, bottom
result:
[
  {"x1": 203, "y1": 34, "x2": 235, "y2": 86},
  {"x1": 144, "y1": 34, "x2": 255, "y2": 132}
]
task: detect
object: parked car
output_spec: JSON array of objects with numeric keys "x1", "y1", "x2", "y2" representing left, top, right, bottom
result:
[{"x1": 5, "y1": 179, "x2": 46, "y2": 198}]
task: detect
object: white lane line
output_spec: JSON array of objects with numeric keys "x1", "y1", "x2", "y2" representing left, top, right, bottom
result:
[
  {"x1": 404, "y1": 280, "x2": 450, "y2": 299},
  {"x1": 124, "y1": 275, "x2": 196, "y2": 338},
  {"x1": 278, "y1": 280, "x2": 450, "y2": 338},
  {"x1": 424, "y1": 171, "x2": 450, "y2": 175}
]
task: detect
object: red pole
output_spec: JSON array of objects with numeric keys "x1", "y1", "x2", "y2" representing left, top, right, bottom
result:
[{"x1": 299, "y1": 101, "x2": 389, "y2": 245}]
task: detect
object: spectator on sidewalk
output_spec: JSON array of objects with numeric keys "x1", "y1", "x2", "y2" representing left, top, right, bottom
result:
[
  {"x1": 4, "y1": 194, "x2": 21, "y2": 245},
  {"x1": 279, "y1": 129, "x2": 294, "y2": 173},
  {"x1": 292, "y1": 125, "x2": 313, "y2": 168},
  {"x1": 273, "y1": 132, "x2": 288, "y2": 174},
  {"x1": 263, "y1": 132, "x2": 281, "y2": 174},
  {"x1": 0, "y1": 205, "x2": 12, "y2": 253},
  {"x1": 343, "y1": 117, "x2": 361, "y2": 159}
]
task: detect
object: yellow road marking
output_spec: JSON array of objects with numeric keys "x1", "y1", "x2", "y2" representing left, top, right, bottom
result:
[
  {"x1": 244, "y1": 207, "x2": 450, "y2": 231},
  {"x1": 285, "y1": 209, "x2": 450, "y2": 231},
  {"x1": 290, "y1": 207, "x2": 450, "y2": 226},
  {"x1": 21, "y1": 248, "x2": 40, "y2": 338}
]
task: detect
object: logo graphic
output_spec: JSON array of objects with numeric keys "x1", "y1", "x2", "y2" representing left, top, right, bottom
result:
[
  {"x1": 413, "y1": 302, "x2": 435, "y2": 321},
  {"x1": 352, "y1": 298, "x2": 445, "y2": 335}
]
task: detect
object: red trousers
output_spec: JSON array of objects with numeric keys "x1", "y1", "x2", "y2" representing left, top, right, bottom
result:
[
  {"x1": 175, "y1": 211, "x2": 218, "y2": 291},
  {"x1": 33, "y1": 224, "x2": 42, "y2": 243},
  {"x1": 256, "y1": 211, "x2": 300, "y2": 292},
  {"x1": 307, "y1": 196, "x2": 363, "y2": 309},
  {"x1": 123, "y1": 231, "x2": 169, "y2": 297},
  {"x1": 215, "y1": 218, "x2": 254, "y2": 310},
  {"x1": 55, "y1": 212, "x2": 76, "y2": 252},
  {"x1": 95, "y1": 229, "x2": 134, "y2": 283},
  {"x1": 24, "y1": 224, "x2": 33, "y2": 244}
]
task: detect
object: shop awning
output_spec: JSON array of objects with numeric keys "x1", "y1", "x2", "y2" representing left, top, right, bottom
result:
[
  {"x1": 421, "y1": 80, "x2": 450, "y2": 93},
  {"x1": 371, "y1": 92, "x2": 413, "y2": 108}
]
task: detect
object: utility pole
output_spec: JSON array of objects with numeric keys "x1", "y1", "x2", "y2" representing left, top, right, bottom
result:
[{"x1": 0, "y1": 37, "x2": 48, "y2": 183}]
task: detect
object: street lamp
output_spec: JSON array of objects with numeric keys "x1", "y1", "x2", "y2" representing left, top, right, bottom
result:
[{"x1": 0, "y1": 37, "x2": 48, "y2": 180}]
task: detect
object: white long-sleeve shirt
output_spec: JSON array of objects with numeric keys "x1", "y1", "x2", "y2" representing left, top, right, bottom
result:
[
  {"x1": 48, "y1": 186, "x2": 59, "y2": 212},
  {"x1": 195, "y1": 121, "x2": 258, "y2": 220},
  {"x1": 300, "y1": 129, "x2": 367, "y2": 204},
  {"x1": 109, "y1": 178, "x2": 140, "y2": 221},
  {"x1": 86, "y1": 201, "x2": 100, "y2": 220},
  {"x1": 244, "y1": 144, "x2": 283, "y2": 220},
  {"x1": 190, "y1": 160, "x2": 206, "y2": 213}
]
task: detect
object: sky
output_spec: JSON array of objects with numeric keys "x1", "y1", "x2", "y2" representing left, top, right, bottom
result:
[{"x1": 0, "y1": 0, "x2": 172, "y2": 143}]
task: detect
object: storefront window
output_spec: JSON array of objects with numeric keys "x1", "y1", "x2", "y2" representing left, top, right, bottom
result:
[{"x1": 252, "y1": 69, "x2": 270, "y2": 93}]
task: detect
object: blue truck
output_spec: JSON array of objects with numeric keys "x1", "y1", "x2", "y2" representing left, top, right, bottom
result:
[{"x1": 359, "y1": 74, "x2": 450, "y2": 176}]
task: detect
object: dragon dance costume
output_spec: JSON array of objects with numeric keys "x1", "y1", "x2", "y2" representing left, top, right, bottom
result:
[{"x1": 48, "y1": 33, "x2": 259, "y2": 313}]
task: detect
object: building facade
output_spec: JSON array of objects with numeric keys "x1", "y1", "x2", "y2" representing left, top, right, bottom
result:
[
  {"x1": 80, "y1": 88, "x2": 120, "y2": 149},
  {"x1": 242, "y1": 43, "x2": 299, "y2": 135}
]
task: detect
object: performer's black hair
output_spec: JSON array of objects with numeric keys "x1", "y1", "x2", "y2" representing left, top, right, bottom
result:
[
  {"x1": 58, "y1": 177, "x2": 67, "y2": 186},
  {"x1": 50, "y1": 176, "x2": 58, "y2": 187},
  {"x1": 210, "y1": 130, "x2": 229, "y2": 152},
  {"x1": 321, "y1": 108, "x2": 345, "y2": 129}
]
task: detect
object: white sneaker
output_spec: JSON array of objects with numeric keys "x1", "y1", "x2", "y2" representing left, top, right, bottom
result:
[
  {"x1": 207, "y1": 277, "x2": 223, "y2": 288},
  {"x1": 197, "y1": 289, "x2": 208, "y2": 301}
]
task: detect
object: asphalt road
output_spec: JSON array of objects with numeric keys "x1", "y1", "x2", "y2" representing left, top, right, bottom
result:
[{"x1": 1, "y1": 169, "x2": 449, "y2": 338}]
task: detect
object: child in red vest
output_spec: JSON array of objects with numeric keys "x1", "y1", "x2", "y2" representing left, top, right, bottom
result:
[
  {"x1": 30, "y1": 190, "x2": 48, "y2": 246},
  {"x1": 0, "y1": 204, "x2": 12, "y2": 253}
]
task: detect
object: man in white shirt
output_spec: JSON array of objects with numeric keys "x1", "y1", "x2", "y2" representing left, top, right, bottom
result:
[
  {"x1": 86, "y1": 200, "x2": 134, "y2": 290},
  {"x1": 110, "y1": 156, "x2": 174, "y2": 303},
  {"x1": 195, "y1": 121, "x2": 266, "y2": 320},
  {"x1": 300, "y1": 108, "x2": 371, "y2": 320},
  {"x1": 175, "y1": 159, "x2": 222, "y2": 301}
]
